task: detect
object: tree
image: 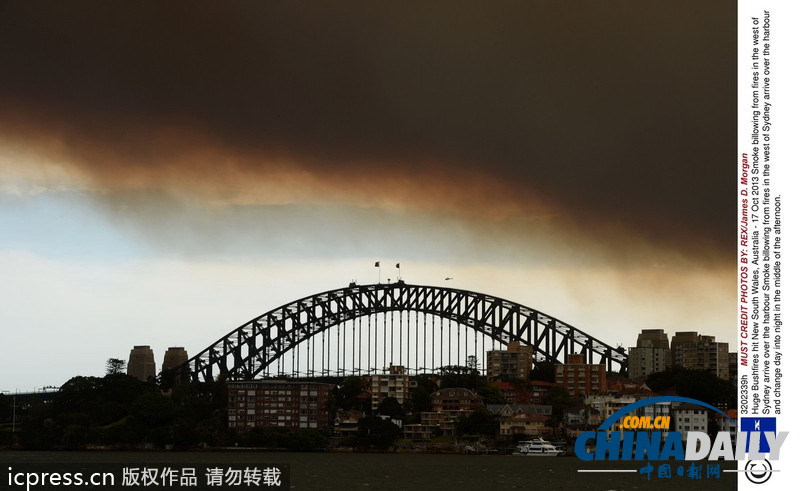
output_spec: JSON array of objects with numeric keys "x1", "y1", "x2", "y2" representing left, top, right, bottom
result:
[
  {"x1": 336, "y1": 376, "x2": 370, "y2": 411},
  {"x1": 545, "y1": 385, "x2": 574, "y2": 425},
  {"x1": 376, "y1": 396, "x2": 404, "y2": 420},
  {"x1": 130, "y1": 392, "x2": 177, "y2": 429},
  {"x1": 529, "y1": 361, "x2": 555, "y2": 382},
  {"x1": 15, "y1": 374, "x2": 233, "y2": 450},
  {"x1": 352, "y1": 416, "x2": 401, "y2": 450},
  {"x1": 106, "y1": 358, "x2": 126, "y2": 375},
  {"x1": 475, "y1": 383, "x2": 506, "y2": 405},
  {"x1": 285, "y1": 428, "x2": 327, "y2": 451},
  {"x1": 409, "y1": 386, "x2": 432, "y2": 414},
  {"x1": 413, "y1": 375, "x2": 439, "y2": 395},
  {"x1": 456, "y1": 408, "x2": 499, "y2": 436},
  {"x1": 439, "y1": 365, "x2": 480, "y2": 391},
  {"x1": 646, "y1": 367, "x2": 735, "y2": 407},
  {"x1": 158, "y1": 369, "x2": 176, "y2": 390},
  {"x1": 439, "y1": 366, "x2": 506, "y2": 404},
  {"x1": 0, "y1": 393, "x2": 10, "y2": 422}
]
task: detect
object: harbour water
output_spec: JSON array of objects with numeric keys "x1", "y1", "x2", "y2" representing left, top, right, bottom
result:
[{"x1": 2, "y1": 451, "x2": 737, "y2": 490}]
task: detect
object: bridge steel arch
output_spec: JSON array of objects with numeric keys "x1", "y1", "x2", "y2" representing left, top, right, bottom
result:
[{"x1": 177, "y1": 282, "x2": 627, "y2": 383}]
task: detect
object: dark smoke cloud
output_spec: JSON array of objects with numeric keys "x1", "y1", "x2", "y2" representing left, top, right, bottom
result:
[{"x1": 0, "y1": 1, "x2": 735, "y2": 262}]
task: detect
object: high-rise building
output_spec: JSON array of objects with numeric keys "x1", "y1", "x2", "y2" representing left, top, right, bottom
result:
[
  {"x1": 371, "y1": 365, "x2": 413, "y2": 411},
  {"x1": 728, "y1": 352, "x2": 738, "y2": 380},
  {"x1": 671, "y1": 331, "x2": 700, "y2": 352},
  {"x1": 555, "y1": 354, "x2": 607, "y2": 397},
  {"x1": 127, "y1": 345, "x2": 156, "y2": 381},
  {"x1": 162, "y1": 347, "x2": 188, "y2": 373},
  {"x1": 636, "y1": 329, "x2": 670, "y2": 349},
  {"x1": 628, "y1": 329, "x2": 672, "y2": 379},
  {"x1": 671, "y1": 332, "x2": 730, "y2": 380},
  {"x1": 227, "y1": 380, "x2": 334, "y2": 432},
  {"x1": 486, "y1": 341, "x2": 534, "y2": 379}
]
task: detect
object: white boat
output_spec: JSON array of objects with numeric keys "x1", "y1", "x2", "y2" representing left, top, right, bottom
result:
[{"x1": 512, "y1": 437, "x2": 562, "y2": 456}]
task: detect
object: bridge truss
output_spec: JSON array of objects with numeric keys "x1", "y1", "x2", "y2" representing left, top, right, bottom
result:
[{"x1": 177, "y1": 282, "x2": 627, "y2": 382}]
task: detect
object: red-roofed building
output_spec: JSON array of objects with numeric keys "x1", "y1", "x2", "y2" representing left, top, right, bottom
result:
[
  {"x1": 606, "y1": 380, "x2": 654, "y2": 398},
  {"x1": 490, "y1": 380, "x2": 556, "y2": 405},
  {"x1": 431, "y1": 388, "x2": 483, "y2": 412}
]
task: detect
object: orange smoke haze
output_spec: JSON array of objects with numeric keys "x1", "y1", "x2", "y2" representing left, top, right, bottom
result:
[{"x1": 0, "y1": 0, "x2": 734, "y2": 267}]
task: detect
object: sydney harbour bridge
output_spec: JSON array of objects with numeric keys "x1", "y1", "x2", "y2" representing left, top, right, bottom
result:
[{"x1": 176, "y1": 282, "x2": 627, "y2": 383}]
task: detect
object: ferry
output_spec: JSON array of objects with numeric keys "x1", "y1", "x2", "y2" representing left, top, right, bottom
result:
[{"x1": 512, "y1": 437, "x2": 562, "y2": 456}]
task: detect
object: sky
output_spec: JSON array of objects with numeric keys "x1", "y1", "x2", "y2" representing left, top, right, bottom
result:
[{"x1": 0, "y1": 1, "x2": 736, "y2": 391}]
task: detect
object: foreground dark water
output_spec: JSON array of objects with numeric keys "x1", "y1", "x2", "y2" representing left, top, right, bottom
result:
[{"x1": 1, "y1": 451, "x2": 737, "y2": 490}]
